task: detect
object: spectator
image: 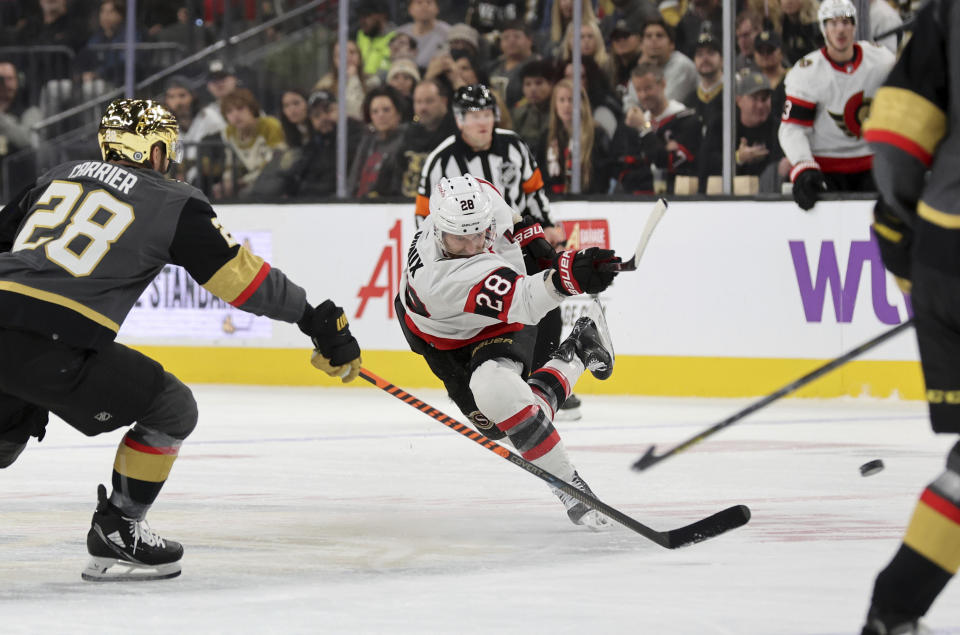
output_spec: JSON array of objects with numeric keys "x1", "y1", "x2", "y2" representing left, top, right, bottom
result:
[
  {"x1": 464, "y1": 0, "x2": 526, "y2": 39},
  {"x1": 870, "y1": 0, "x2": 903, "y2": 53},
  {"x1": 779, "y1": 0, "x2": 823, "y2": 66},
  {"x1": 778, "y1": 0, "x2": 895, "y2": 210},
  {"x1": 396, "y1": 0, "x2": 450, "y2": 69},
  {"x1": 387, "y1": 58, "x2": 421, "y2": 110},
  {"x1": 15, "y1": 0, "x2": 89, "y2": 53},
  {"x1": 488, "y1": 19, "x2": 537, "y2": 109},
  {"x1": 278, "y1": 89, "x2": 311, "y2": 148},
  {"x1": 674, "y1": 0, "x2": 722, "y2": 59},
  {"x1": 541, "y1": 0, "x2": 598, "y2": 61},
  {"x1": 398, "y1": 78, "x2": 458, "y2": 197},
  {"x1": 624, "y1": 19, "x2": 697, "y2": 110},
  {"x1": 562, "y1": 20, "x2": 615, "y2": 88},
  {"x1": 194, "y1": 59, "x2": 237, "y2": 140},
  {"x1": 150, "y1": 3, "x2": 211, "y2": 54},
  {"x1": 353, "y1": 0, "x2": 396, "y2": 77},
  {"x1": 451, "y1": 50, "x2": 491, "y2": 90},
  {"x1": 735, "y1": 9, "x2": 762, "y2": 71},
  {"x1": 600, "y1": 0, "x2": 660, "y2": 47},
  {"x1": 215, "y1": 87, "x2": 287, "y2": 200},
  {"x1": 511, "y1": 58, "x2": 555, "y2": 154},
  {"x1": 753, "y1": 29, "x2": 788, "y2": 118},
  {"x1": 282, "y1": 90, "x2": 365, "y2": 200},
  {"x1": 611, "y1": 60, "x2": 701, "y2": 194},
  {"x1": 388, "y1": 31, "x2": 418, "y2": 63},
  {"x1": 0, "y1": 58, "x2": 41, "y2": 195},
  {"x1": 609, "y1": 16, "x2": 644, "y2": 98},
  {"x1": 138, "y1": 0, "x2": 179, "y2": 37},
  {"x1": 160, "y1": 75, "x2": 203, "y2": 183},
  {"x1": 348, "y1": 86, "x2": 409, "y2": 198},
  {"x1": 314, "y1": 40, "x2": 372, "y2": 122},
  {"x1": 446, "y1": 22, "x2": 482, "y2": 59},
  {"x1": 541, "y1": 78, "x2": 613, "y2": 194},
  {"x1": 731, "y1": 70, "x2": 786, "y2": 188},
  {"x1": 684, "y1": 31, "x2": 723, "y2": 137},
  {"x1": 78, "y1": 0, "x2": 138, "y2": 88},
  {"x1": 562, "y1": 57, "x2": 622, "y2": 141}
]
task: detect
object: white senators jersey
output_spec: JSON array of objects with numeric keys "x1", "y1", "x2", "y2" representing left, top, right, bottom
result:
[
  {"x1": 400, "y1": 182, "x2": 562, "y2": 348},
  {"x1": 779, "y1": 42, "x2": 895, "y2": 175}
]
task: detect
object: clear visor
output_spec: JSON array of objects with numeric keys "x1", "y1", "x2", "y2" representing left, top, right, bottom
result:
[
  {"x1": 440, "y1": 227, "x2": 494, "y2": 257},
  {"x1": 168, "y1": 135, "x2": 183, "y2": 164}
]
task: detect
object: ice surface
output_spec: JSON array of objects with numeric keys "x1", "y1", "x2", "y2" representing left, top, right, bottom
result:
[{"x1": 2, "y1": 385, "x2": 959, "y2": 634}]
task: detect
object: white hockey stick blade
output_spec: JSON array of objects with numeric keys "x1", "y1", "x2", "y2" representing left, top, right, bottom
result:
[{"x1": 602, "y1": 198, "x2": 668, "y2": 271}]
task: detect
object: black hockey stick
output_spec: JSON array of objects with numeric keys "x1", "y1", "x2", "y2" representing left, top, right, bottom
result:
[
  {"x1": 600, "y1": 198, "x2": 668, "y2": 272},
  {"x1": 632, "y1": 319, "x2": 915, "y2": 472},
  {"x1": 360, "y1": 367, "x2": 750, "y2": 549}
]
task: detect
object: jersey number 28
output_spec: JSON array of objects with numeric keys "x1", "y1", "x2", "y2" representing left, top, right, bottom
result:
[
  {"x1": 466, "y1": 268, "x2": 519, "y2": 321},
  {"x1": 13, "y1": 180, "x2": 134, "y2": 277}
]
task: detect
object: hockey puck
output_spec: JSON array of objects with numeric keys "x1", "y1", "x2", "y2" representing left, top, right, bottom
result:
[{"x1": 859, "y1": 459, "x2": 885, "y2": 477}]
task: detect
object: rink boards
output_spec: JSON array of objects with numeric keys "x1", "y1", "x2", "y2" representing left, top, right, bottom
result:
[{"x1": 117, "y1": 199, "x2": 922, "y2": 399}]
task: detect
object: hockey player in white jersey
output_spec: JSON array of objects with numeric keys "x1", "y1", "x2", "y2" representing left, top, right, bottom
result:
[
  {"x1": 397, "y1": 174, "x2": 620, "y2": 528},
  {"x1": 778, "y1": 0, "x2": 895, "y2": 210}
]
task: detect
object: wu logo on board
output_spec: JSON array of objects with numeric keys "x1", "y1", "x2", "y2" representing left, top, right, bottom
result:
[{"x1": 789, "y1": 237, "x2": 911, "y2": 325}]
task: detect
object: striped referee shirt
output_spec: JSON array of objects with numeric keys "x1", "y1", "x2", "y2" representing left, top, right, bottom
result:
[{"x1": 416, "y1": 128, "x2": 552, "y2": 225}]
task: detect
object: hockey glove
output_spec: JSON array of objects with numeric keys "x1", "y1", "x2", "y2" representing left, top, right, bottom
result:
[
  {"x1": 552, "y1": 248, "x2": 620, "y2": 296},
  {"x1": 512, "y1": 216, "x2": 557, "y2": 271},
  {"x1": 297, "y1": 300, "x2": 361, "y2": 383},
  {"x1": 791, "y1": 163, "x2": 827, "y2": 211},
  {"x1": 871, "y1": 198, "x2": 913, "y2": 293}
]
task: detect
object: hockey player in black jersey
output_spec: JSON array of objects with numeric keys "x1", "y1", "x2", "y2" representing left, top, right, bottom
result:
[
  {"x1": 0, "y1": 99, "x2": 362, "y2": 581},
  {"x1": 860, "y1": 1, "x2": 960, "y2": 632}
]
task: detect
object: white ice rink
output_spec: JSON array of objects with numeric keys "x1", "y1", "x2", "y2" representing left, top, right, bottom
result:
[{"x1": 3, "y1": 384, "x2": 960, "y2": 635}]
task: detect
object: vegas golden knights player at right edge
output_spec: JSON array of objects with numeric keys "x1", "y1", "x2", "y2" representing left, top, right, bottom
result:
[
  {"x1": 0, "y1": 99, "x2": 362, "y2": 581},
  {"x1": 861, "y1": 1, "x2": 960, "y2": 633}
]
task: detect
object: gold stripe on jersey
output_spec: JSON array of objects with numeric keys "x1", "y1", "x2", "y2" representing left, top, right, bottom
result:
[
  {"x1": 864, "y1": 87, "x2": 947, "y2": 157},
  {"x1": 918, "y1": 201, "x2": 960, "y2": 229},
  {"x1": 904, "y1": 492, "x2": 960, "y2": 574},
  {"x1": 201, "y1": 247, "x2": 265, "y2": 303},
  {"x1": 0, "y1": 280, "x2": 120, "y2": 331}
]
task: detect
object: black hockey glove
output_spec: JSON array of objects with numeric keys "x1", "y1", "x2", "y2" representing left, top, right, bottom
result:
[
  {"x1": 552, "y1": 248, "x2": 620, "y2": 296},
  {"x1": 792, "y1": 165, "x2": 827, "y2": 211},
  {"x1": 297, "y1": 300, "x2": 361, "y2": 383},
  {"x1": 871, "y1": 198, "x2": 913, "y2": 293},
  {"x1": 512, "y1": 216, "x2": 557, "y2": 271}
]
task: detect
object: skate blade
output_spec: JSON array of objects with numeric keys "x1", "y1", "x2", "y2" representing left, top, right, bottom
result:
[
  {"x1": 81, "y1": 556, "x2": 181, "y2": 582},
  {"x1": 577, "y1": 510, "x2": 612, "y2": 532}
]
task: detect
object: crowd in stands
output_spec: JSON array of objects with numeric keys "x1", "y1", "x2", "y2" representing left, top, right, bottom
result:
[{"x1": 0, "y1": 0, "x2": 915, "y2": 202}]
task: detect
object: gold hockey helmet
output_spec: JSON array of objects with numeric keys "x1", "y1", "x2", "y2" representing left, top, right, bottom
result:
[{"x1": 97, "y1": 98, "x2": 183, "y2": 166}]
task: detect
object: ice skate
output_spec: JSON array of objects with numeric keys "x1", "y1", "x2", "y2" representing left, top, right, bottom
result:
[
  {"x1": 551, "y1": 471, "x2": 610, "y2": 530},
  {"x1": 552, "y1": 315, "x2": 615, "y2": 381},
  {"x1": 861, "y1": 607, "x2": 930, "y2": 635},
  {"x1": 81, "y1": 484, "x2": 182, "y2": 581},
  {"x1": 556, "y1": 393, "x2": 582, "y2": 421}
]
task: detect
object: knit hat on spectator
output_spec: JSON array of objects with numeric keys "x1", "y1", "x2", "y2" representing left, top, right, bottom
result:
[
  {"x1": 447, "y1": 23, "x2": 480, "y2": 51},
  {"x1": 754, "y1": 29, "x2": 782, "y2": 53},
  {"x1": 735, "y1": 70, "x2": 772, "y2": 97},
  {"x1": 308, "y1": 90, "x2": 336, "y2": 110},
  {"x1": 387, "y1": 59, "x2": 421, "y2": 84}
]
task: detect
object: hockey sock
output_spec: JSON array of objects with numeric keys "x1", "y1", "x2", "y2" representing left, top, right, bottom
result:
[
  {"x1": 527, "y1": 358, "x2": 583, "y2": 419},
  {"x1": 871, "y1": 469, "x2": 960, "y2": 618},
  {"x1": 110, "y1": 427, "x2": 182, "y2": 519}
]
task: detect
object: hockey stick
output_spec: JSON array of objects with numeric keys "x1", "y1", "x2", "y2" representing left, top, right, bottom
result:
[
  {"x1": 600, "y1": 197, "x2": 668, "y2": 272},
  {"x1": 632, "y1": 319, "x2": 915, "y2": 472},
  {"x1": 359, "y1": 367, "x2": 750, "y2": 549}
]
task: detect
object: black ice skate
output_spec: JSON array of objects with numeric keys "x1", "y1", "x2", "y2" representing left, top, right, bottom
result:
[
  {"x1": 551, "y1": 471, "x2": 610, "y2": 530},
  {"x1": 552, "y1": 315, "x2": 615, "y2": 381},
  {"x1": 861, "y1": 607, "x2": 929, "y2": 635},
  {"x1": 556, "y1": 393, "x2": 583, "y2": 421},
  {"x1": 81, "y1": 484, "x2": 183, "y2": 581}
]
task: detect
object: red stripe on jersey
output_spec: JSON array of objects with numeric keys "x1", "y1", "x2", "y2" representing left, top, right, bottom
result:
[
  {"x1": 230, "y1": 261, "x2": 271, "y2": 307},
  {"x1": 403, "y1": 313, "x2": 524, "y2": 350},
  {"x1": 864, "y1": 129, "x2": 934, "y2": 167},
  {"x1": 782, "y1": 116, "x2": 814, "y2": 127},
  {"x1": 821, "y1": 44, "x2": 863, "y2": 74},
  {"x1": 921, "y1": 488, "x2": 960, "y2": 525},
  {"x1": 541, "y1": 366, "x2": 571, "y2": 398},
  {"x1": 522, "y1": 429, "x2": 561, "y2": 460},
  {"x1": 474, "y1": 177, "x2": 502, "y2": 197},
  {"x1": 786, "y1": 95, "x2": 816, "y2": 110},
  {"x1": 813, "y1": 154, "x2": 873, "y2": 174},
  {"x1": 497, "y1": 404, "x2": 539, "y2": 432},
  {"x1": 123, "y1": 436, "x2": 180, "y2": 455}
]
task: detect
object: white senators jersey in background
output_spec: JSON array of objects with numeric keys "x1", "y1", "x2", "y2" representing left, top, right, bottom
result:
[
  {"x1": 779, "y1": 42, "x2": 896, "y2": 174},
  {"x1": 400, "y1": 181, "x2": 561, "y2": 348}
]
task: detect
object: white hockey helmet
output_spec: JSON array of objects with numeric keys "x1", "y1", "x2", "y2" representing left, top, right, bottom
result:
[
  {"x1": 818, "y1": 0, "x2": 856, "y2": 38},
  {"x1": 430, "y1": 175, "x2": 496, "y2": 257}
]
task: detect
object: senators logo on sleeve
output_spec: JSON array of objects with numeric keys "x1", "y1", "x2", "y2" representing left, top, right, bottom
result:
[{"x1": 464, "y1": 267, "x2": 520, "y2": 321}]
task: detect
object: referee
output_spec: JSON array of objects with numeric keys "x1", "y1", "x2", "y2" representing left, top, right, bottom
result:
[{"x1": 416, "y1": 84, "x2": 583, "y2": 419}]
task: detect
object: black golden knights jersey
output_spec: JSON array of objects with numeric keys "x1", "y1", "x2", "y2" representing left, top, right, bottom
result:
[{"x1": 0, "y1": 160, "x2": 307, "y2": 348}]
